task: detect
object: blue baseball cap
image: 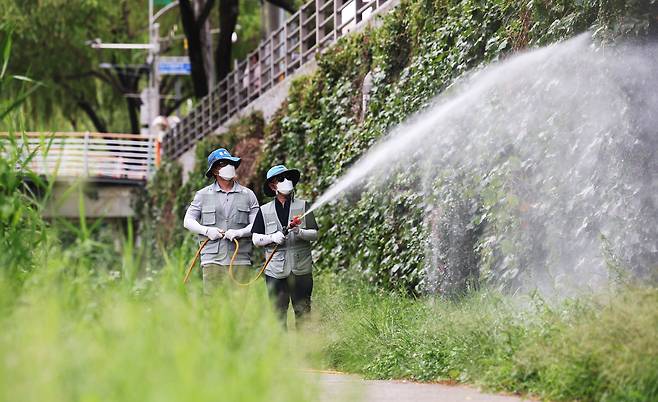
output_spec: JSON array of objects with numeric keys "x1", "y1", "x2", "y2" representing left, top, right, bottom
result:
[
  {"x1": 264, "y1": 165, "x2": 300, "y2": 196},
  {"x1": 205, "y1": 148, "x2": 241, "y2": 178}
]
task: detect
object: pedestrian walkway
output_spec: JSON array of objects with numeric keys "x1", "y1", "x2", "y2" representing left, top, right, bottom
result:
[{"x1": 315, "y1": 372, "x2": 533, "y2": 402}]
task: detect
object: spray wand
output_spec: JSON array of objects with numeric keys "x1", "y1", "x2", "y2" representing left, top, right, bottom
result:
[{"x1": 282, "y1": 215, "x2": 303, "y2": 235}]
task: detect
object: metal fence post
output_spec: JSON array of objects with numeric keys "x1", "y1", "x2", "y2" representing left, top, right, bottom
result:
[
  {"x1": 83, "y1": 131, "x2": 90, "y2": 178},
  {"x1": 147, "y1": 132, "x2": 155, "y2": 178}
]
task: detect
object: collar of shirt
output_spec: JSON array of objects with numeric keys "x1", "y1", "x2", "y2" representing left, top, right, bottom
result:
[
  {"x1": 212, "y1": 181, "x2": 240, "y2": 193},
  {"x1": 275, "y1": 197, "x2": 290, "y2": 208}
]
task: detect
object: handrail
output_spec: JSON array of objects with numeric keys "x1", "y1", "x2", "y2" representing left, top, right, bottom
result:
[
  {"x1": 1, "y1": 132, "x2": 156, "y2": 182},
  {"x1": 163, "y1": 0, "x2": 396, "y2": 160},
  {"x1": 0, "y1": 132, "x2": 149, "y2": 140}
]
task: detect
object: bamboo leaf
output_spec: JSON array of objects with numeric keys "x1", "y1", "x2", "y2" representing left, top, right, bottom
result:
[{"x1": 0, "y1": 31, "x2": 11, "y2": 79}]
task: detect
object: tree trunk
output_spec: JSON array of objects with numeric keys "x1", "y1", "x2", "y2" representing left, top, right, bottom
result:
[
  {"x1": 216, "y1": 0, "x2": 239, "y2": 82},
  {"x1": 78, "y1": 100, "x2": 108, "y2": 133},
  {"x1": 127, "y1": 98, "x2": 141, "y2": 134},
  {"x1": 180, "y1": 0, "x2": 211, "y2": 98},
  {"x1": 195, "y1": 0, "x2": 216, "y2": 90},
  {"x1": 114, "y1": 66, "x2": 143, "y2": 134},
  {"x1": 264, "y1": 0, "x2": 296, "y2": 14}
]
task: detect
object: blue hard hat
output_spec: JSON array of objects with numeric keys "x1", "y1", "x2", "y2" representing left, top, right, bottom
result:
[
  {"x1": 264, "y1": 165, "x2": 300, "y2": 197},
  {"x1": 205, "y1": 148, "x2": 241, "y2": 178}
]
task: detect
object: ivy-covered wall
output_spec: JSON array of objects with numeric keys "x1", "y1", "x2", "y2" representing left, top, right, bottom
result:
[{"x1": 146, "y1": 0, "x2": 656, "y2": 294}]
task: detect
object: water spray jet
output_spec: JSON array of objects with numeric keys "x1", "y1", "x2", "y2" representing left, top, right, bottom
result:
[{"x1": 295, "y1": 34, "x2": 658, "y2": 296}]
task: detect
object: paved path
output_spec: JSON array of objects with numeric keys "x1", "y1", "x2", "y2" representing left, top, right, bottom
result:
[{"x1": 316, "y1": 373, "x2": 532, "y2": 402}]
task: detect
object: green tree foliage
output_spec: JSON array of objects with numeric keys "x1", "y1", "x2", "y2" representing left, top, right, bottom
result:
[
  {"x1": 0, "y1": 28, "x2": 43, "y2": 121},
  {"x1": 0, "y1": 0, "x2": 278, "y2": 131},
  {"x1": 0, "y1": 1, "x2": 198, "y2": 133},
  {"x1": 232, "y1": 0, "x2": 264, "y2": 61},
  {"x1": 0, "y1": 1, "x2": 142, "y2": 131}
]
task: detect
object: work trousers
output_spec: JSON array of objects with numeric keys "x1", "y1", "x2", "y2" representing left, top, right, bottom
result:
[
  {"x1": 202, "y1": 264, "x2": 252, "y2": 294},
  {"x1": 264, "y1": 273, "x2": 313, "y2": 325}
]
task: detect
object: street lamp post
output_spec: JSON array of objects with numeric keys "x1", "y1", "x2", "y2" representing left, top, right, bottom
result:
[{"x1": 147, "y1": 21, "x2": 161, "y2": 138}]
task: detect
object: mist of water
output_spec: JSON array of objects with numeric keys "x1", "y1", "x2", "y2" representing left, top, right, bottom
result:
[{"x1": 307, "y1": 34, "x2": 658, "y2": 295}]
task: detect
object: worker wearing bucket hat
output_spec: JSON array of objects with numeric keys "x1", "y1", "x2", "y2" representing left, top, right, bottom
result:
[
  {"x1": 251, "y1": 165, "x2": 319, "y2": 326},
  {"x1": 183, "y1": 148, "x2": 259, "y2": 293}
]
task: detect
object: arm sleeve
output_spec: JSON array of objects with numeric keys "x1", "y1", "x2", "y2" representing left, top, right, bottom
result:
[
  {"x1": 297, "y1": 228, "x2": 318, "y2": 242},
  {"x1": 304, "y1": 201, "x2": 319, "y2": 230},
  {"x1": 295, "y1": 201, "x2": 318, "y2": 241},
  {"x1": 183, "y1": 192, "x2": 207, "y2": 236},
  {"x1": 234, "y1": 190, "x2": 260, "y2": 238},
  {"x1": 251, "y1": 208, "x2": 273, "y2": 245},
  {"x1": 253, "y1": 233, "x2": 273, "y2": 247}
]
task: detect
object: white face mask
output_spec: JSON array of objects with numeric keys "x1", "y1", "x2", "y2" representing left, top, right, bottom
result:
[
  {"x1": 276, "y1": 179, "x2": 294, "y2": 195},
  {"x1": 216, "y1": 164, "x2": 236, "y2": 180}
]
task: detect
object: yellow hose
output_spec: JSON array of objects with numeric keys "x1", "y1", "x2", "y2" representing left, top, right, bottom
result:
[
  {"x1": 228, "y1": 239, "x2": 279, "y2": 287},
  {"x1": 183, "y1": 237, "x2": 278, "y2": 287},
  {"x1": 183, "y1": 238, "x2": 209, "y2": 284}
]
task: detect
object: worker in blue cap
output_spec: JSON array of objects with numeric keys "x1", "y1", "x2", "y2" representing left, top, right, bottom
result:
[
  {"x1": 183, "y1": 148, "x2": 259, "y2": 293},
  {"x1": 251, "y1": 165, "x2": 319, "y2": 327}
]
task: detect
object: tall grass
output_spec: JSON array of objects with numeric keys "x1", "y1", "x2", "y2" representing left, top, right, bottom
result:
[
  {"x1": 0, "y1": 246, "x2": 317, "y2": 402},
  {"x1": 313, "y1": 274, "x2": 658, "y2": 401}
]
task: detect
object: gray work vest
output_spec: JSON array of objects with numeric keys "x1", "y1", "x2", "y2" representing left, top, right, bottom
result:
[
  {"x1": 262, "y1": 198, "x2": 312, "y2": 279},
  {"x1": 198, "y1": 184, "x2": 253, "y2": 265}
]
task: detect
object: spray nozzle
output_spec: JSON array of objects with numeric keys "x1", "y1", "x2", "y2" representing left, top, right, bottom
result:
[
  {"x1": 290, "y1": 216, "x2": 302, "y2": 228},
  {"x1": 282, "y1": 216, "x2": 302, "y2": 235}
]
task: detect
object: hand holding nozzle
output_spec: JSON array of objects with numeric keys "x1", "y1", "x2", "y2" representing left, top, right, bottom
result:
[
  {"x1": 290, "y1": 215, "x2": 303, "y2": 234},
  {"x1": 290, "y1": 215, "x2": 302, "y2": 228},
  {"x1": 282, "y1": 215, "x2": 302, "y2": 235},
  {"x1": 271, "y1": 231, "x2": 287, "y2": 244},
  {"x1": 270, "y1": 216, "x2": 302, "y2": 244}
]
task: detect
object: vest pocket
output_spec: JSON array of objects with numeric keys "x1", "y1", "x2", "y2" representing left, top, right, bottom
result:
[
  {"x1": 291, "y1": 207, "x2": 305, "y2": 225},
  {"x1": 201, "y1": 240, "x2": 220, "y2": 254},
  {"x1": 265, "y1": 221, "x2": 278, "y2": 235},
  {"x1": 235, "y1": 207, "x2": 250, "y2": 224},
  {"x1": 237, "y1": 238, "x2": 252, "y2": 258},
  {"x1": 265, "y1": 250, "x2": 286, "y2": 275},
  {"x1": 201, "y1": 207, "x2": 216, "y2": 225},
  {"x1": 295, "y1": 250, "x2": 312, "y2": 269}
]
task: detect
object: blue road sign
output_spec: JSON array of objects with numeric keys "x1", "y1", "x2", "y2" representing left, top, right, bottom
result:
[{"x1": 157, "y1": 57, "x2": 191, "y2": 75}]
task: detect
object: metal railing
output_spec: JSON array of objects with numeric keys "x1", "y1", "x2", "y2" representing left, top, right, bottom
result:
[
  {"x1": 163, "y1": 0, "x2": 392, "y2": 159},
  {"x1": 1, "y1": 132, "x2": 157, "y2": 182}
]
